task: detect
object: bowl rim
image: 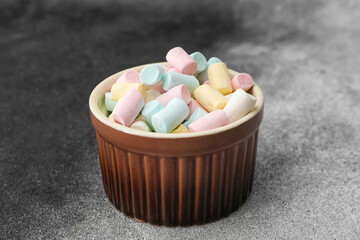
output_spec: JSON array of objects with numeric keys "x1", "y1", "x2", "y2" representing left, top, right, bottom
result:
[{"x1": 89, "y1": 62, "x2": 264, "y2": 139}]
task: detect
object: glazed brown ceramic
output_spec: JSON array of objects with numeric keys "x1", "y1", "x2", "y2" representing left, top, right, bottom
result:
[{"x1": 89, "y1": 63, "x2": 264, "y2": 226}]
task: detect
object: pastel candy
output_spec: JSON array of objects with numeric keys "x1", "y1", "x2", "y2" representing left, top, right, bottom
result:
[
  {"x1": 188, "y1": 110, "x2": 229, "y2": 132},
  {"x1": 187, "y1": 98, "x2": 207, "y2": 120},
  {"x1": 156, "y1": 84, "x2": 192, "y2": 106},
  {"x1": 223, "y1": 89, "x2": 256, "y2": 122},
  {"x1": 162, "y1": 72, "x2": 200, "y2": 93},
  {"x1": 144, "y1": 89, "x2": 161, "y2": 104},
  {"x1": 225, "y1": 93, "x2": 233, "y2": 100},
  {"x1": 141, "y1": 100, "x2": 164, "y2": 129},
  {"x1": 147, "y1": 81, "x2": 166, "y2": 94},
  {"x1": 140, "y1": 64, "x2": 165, "y2": 86},
  {"x1": 208, "y1": 62, "x2": 232, "y2": 95},
  {"x1": 151, "y1": 98, "x2": 189, "y2": 133},
  {"x1": 113, "y1": 89, "x2": 144, "y2": 127},
  {"x1": 194, "y1": 84, "x2": 227, "y2": 112},
  {"x1": 166, "y1": 66, "x2": 181, "y2": 73},
  {"x1": 208, "y1": 57, "x2": 223, "y2": 65},
  {"x1": 105, "y1": 92, "x2": 117, "y2": 112},
  {"x1": 203, "y1": 80, "x2": 210, "y2": 85},
  {"x1": 116, "y1": 70, "x2": 140, "y2": 83},
  {"x1": 171, "y1": 124, "x2": 190, "y2": 133},
  {"x1": 108, "y1": 113, "x2": 115, "y2": 122},
  {"x1": 166, "y1": 47, "x2": 197, "y2": 75},
  {"x1": 184, "y1": 108, "x2": 208, "y2": 128},
  {"x1": 196, "y1": 57, "x2": 222, "y2": 83},
  {"x1": 130, "y1": 117, "x2": 151, "y2": 132},
  {"x1": 111, "y1": 82, "x2": 146, "y2": 101},
  {"x1": 190, "y1": 52, "x2": 207, "y2": 73},
  {"x1": 231, "y1": 73, "x2": 254, "y2": 91}
]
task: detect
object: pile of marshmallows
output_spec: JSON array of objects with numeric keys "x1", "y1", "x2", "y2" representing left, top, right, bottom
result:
[{"x1": 105, "y1": 47, "x2": 256, "y2": 133}]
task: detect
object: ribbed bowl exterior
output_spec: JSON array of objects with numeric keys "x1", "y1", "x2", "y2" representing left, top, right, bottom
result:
[{"x1": 94, "y1": 128, "x2": 259, "y2": 226}]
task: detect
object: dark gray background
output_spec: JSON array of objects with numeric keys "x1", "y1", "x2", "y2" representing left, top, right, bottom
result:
[{"x1": 1, "y1": 0, "x2": 359, "y2": 239}]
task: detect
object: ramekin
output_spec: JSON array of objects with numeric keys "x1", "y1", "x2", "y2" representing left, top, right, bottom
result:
[{"x1": 89, "y1": 63, "x2": 264, "y2": 226}]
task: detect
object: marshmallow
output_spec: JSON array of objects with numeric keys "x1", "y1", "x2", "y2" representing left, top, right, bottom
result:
[
  {"x1": 166, "y1": 66, "x2": 181, "y2": 73},
  {"x1": 196, "y1": 57, "x2": 222, "y2": 83},
  {"x1": 144, "y1": 89, "x2": 161, "y2": 104},
  {"x1": 194, "y1": 84, "x2": 227, "y2": 112},
  {"x1": 166, "y1": 47, "x2": 197, "y2": 75},
  {"x1": 105, "y1": 92, "x2": 117, "y2": 112},
  {"x1": 189, "y1": 110, "x2": 229, "y2": 132},
  {"x1": 141, "y1": 100, "x2": 164, "y2": 130},
  {"x1": 190, "y1": 52, "x2": 207, "y2": 73},
  {"x1": 130, "y1": 116, "x2": 151, "y2": 132},
  {"x1": 187, "y1": 98, "x2": 207, "y2": 120},
  {"x1": 184, "y1": 108, "x2": 208, "y2": 128},
  {"x1": 171, "y1": 124, "x2": 190, "y2": 133},
  {"x1": 223, "y1": 89, "x2": 256, "y2": 122},
  {"x1": 208, "y1": 62, "x2": 232, "y2": 95},
  {"x1": 147, "y1": 81, "x2": 166, "y2": 94},
  {"x1": 156, "y1": 84, "x2": 192, "y2": 106},
  {"x1": 140, "y1": 64, "x2": 165, "y2": 86},
  {"x1": 203, "y1": 80, "x2": 210, "y2": 85},
  {"x1": 111, "y1": 82, "x2": 146, "y2": 101},
  {"x1": 225, "y1": 93, "x2": 233, "y2": 101},
  {"x1": 116, "y1": 70, "x2": 140, "y2": 83},
  {"x1": 113, "y1": 89, "x2": 144, "y2": 127},
  {"x1": 108, "y1": 113, "x2": 115, "y2": 122},
  {"x1": 151, "y1": 98, "x2": 189, "y2": 133},
  {"x1": 162, "y1": 72, "x2": 200, "y2": 93},
  {"x1": 231, "y1": 73, "x2": 254, "y2": 92}
]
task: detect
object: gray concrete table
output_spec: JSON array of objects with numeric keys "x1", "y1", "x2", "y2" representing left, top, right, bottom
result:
[{"x1": 1, "y1": 0, "x2": 359, "y2": 239}]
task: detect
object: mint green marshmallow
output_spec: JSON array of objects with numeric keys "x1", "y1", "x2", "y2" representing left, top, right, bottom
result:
[
  {"x1": 183, "y1": 108, "x2": 207, "y2": 128},
  {"x1": 142, "y1": 100, "x2": 164, "y2": 130},
  {"x1": 190, "y1": 52, "x2": 207, "y2": 72},
  {"x1": 105, "y1": 92, "x2": 118, "y2": 112},
  {"x1": 207, "y1": 57, "x2": 222, "y2": 66},
  {"x1": 151, "y1": 98, "x2": 189, "y2": 133},
  {"x1": 161, "y1": 72, "x2": 200, "y2": 93},
  {"x1": 140, "y1": 64, "x2": 165, "y2": 86}
]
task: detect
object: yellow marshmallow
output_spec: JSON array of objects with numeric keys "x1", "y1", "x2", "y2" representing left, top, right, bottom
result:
[
  {"x1": 171, "y1": 124, "x2": 190, "y2": 133},
  {"x1": 144, "y1": 89, "x2": 161, "y2": 104},
  {"x1": 111, "y1": 82, "x2": 146, "y2": 101},
  {"x1": 108, "y1": 113, "x2": 115, "y2": 122},
  {"x1": 208, "y1": 62, "x2": 232, "y2": 95},
  {"x1": 194, "y1": 84, "x2": 228, "y2": 112}
]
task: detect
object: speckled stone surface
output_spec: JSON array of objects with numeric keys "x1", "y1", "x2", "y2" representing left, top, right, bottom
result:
[{"x1": 1, "y1": 0, "x2": 359, "y2": 239}]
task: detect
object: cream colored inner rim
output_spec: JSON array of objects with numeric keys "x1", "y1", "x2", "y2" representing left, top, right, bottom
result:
[{"x1": 89, "y1": 62, "x2": 264, "y2": 139}]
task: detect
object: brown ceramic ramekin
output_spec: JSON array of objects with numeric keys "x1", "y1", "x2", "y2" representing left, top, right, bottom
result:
[{"x1": 89, "y1": 63, "x2": 264, "y2": 226}]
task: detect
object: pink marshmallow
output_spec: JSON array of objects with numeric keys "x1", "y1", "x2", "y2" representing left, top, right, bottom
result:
[
  {"x1": 116, "y1": 70, "x2": 141, "y2": 83},
  {"x1": 203, "y1": 80, "x2": 210, "y2": 85},
  {"x1": 113, "y1": 89, "x2": 144, "y2": 127},
  {"x1": 150, "y1": 81, "x2": 166, "y2": 94},
  {"x1": 155, "y1": 84, "x2": 192, "y2": 106},
  {"x1": 186, "y1": 98, "x2": 207, "y2": 120},
  {"x1": 166, "y1": 47, "x2": 197, "y2": 75},
  {"x1": 167, "y1": 66, "x2": 181, "y2": 73},
  {"x1": 188, "y1": 110, "x2": 229, "y2": 132},
  {"x1": 231, "y1": 73, "x2": 254, "y2": 91}
]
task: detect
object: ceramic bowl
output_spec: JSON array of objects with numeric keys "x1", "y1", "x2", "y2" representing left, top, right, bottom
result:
[{"x1": 89, "y1": 62, "x2": 264, "y2": 226}]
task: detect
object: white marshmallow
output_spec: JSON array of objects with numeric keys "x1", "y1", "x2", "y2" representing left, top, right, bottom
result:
[
  {"x1": 130, "y1": 119, "x2": 151, "y2": 132},
  {"x1": 223, "y1": 89, "x2": 256, "y2": 122},
  {"x1": 225, "y1": 93, "x2": 234, "y2": 101}
]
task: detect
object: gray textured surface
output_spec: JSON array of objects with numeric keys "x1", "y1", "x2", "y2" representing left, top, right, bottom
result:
[{"x1": 1, "y1": 0, "x2": 359, "y2": 239}]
